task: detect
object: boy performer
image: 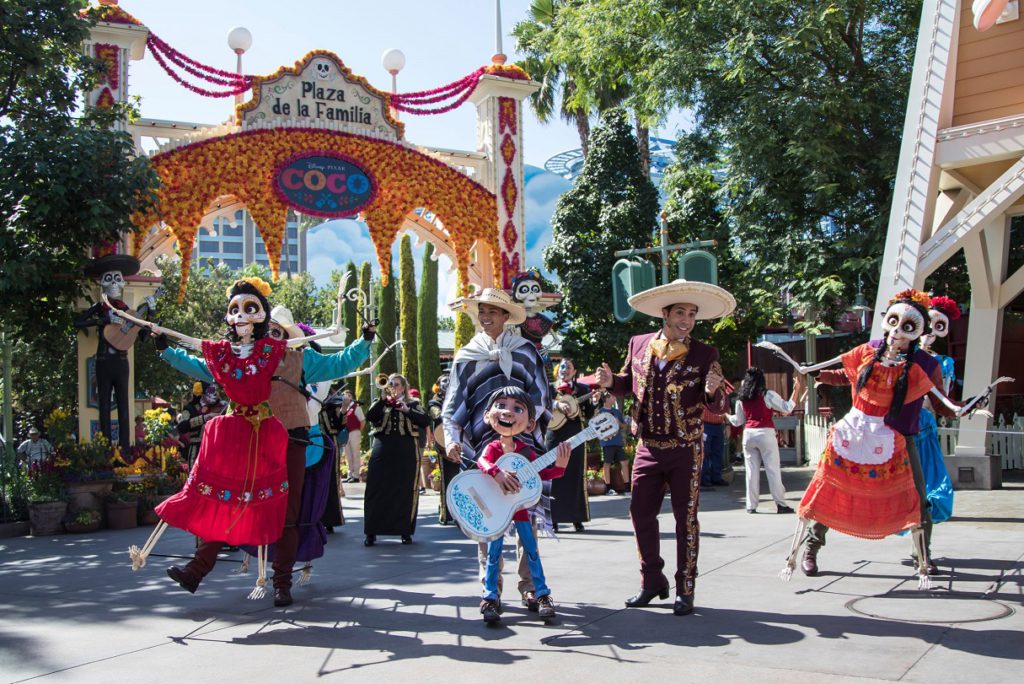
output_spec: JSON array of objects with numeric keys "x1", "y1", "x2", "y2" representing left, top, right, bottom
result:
[
  {"x1": 476, "y1": 386, "x2": 570, "y2": 623},
  {"x1": 595, "y1": 279, "x2": 735, "y2": 616}
]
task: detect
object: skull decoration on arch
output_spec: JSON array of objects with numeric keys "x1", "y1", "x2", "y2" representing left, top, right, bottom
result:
[{"x1": 314, "y1": 62, "x2": 331, "y2": 80}]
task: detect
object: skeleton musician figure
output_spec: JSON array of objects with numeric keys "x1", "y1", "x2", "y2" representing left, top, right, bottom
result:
[
  {"x1": 121, "y1": 276, "x2": 372, "y2": 607},
  {"x1": 773, "y1": 289, "x2": 1011, "y2": 588},
  {"x1": 74, "y1": 251, "x2": 157, "y2": 453}
]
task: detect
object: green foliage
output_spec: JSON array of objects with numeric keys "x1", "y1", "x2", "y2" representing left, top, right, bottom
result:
[
  {"x1": 453, "y1": 273, "x2": 475, "y2": 352},
  {"x1": 543, "y1": 109, "x2": 660, "y2": 370},
  {"x1": 0, "y1": 0, "x2": 159, "y2": 343},
  {"x1": 355, "y1": 263, "x2": 372, "y2": 451},
  {"x1": 271, "y1": 271, "x2": 329, "y2": 327},
  {"x1": 26, "y1": 456, "x2": 65, "y2": 503},
  {"x1": 376, "y1": 261, "x2": 398, "y2": 376},
  {"x1": 1, "y1": 450, "x2": 30, "y2": 521},
  {"x1": 416, "y1": 243, "x2": 441, "y2": 394},
  {"x1": 398, "y1": 235, "x2": 419, "y2": 388}
]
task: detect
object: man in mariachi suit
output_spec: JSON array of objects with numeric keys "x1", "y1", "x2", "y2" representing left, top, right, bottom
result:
[{"x1": 596, "y1": 279, "x2": 735, "y2": 616}]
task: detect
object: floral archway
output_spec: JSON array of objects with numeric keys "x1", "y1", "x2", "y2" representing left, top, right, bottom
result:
[{"x1": 132, "y1": 127, "x2": 500, "y2": 296}]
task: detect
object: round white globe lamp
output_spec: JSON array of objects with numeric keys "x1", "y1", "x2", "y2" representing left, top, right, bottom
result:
[{"x1": 227, "y1": 26, "x2": 253, "y2": 55}]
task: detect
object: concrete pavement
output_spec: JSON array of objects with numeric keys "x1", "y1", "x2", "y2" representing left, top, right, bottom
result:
[{"x1": 0, "y1": 467, "x2": 1021, "y2": 683}]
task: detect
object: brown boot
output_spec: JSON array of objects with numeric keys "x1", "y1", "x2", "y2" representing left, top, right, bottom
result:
[
  {"x1": 480, "y1": 599, "x2": 502, "y2": 624},
  {"x1": 800, "y1": 549, "x2": 819, "y2": 577}
]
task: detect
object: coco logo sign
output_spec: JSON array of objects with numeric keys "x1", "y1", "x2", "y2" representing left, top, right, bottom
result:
[{"x1": 273, "y1": 152, "x2": 376, "y2": 218}]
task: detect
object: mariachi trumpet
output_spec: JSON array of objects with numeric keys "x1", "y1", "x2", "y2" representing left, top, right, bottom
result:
[{"x1": 376, "y1": 373, "x2": 397, "y2": 405}]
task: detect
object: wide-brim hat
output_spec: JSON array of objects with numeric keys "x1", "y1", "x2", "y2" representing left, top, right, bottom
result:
[
  {"x1": 463, "y1": 288, "x2": 527, "y2": 326},
  {"x1": 628, "y1": 279, "x2": 736, "y2": 320},
  {"x1": 85, "y1": 254, "x2": 140, "y2": 279},
  {"x1": 270, "y1": 305, "x2": 304, "y2": 339}
]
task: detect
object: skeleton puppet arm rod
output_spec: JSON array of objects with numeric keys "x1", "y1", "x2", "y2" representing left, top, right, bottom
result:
[
  {"x1": 753, "y1": 341, "x2": 843, "y2": 374},
  {"x1": 934, "y1": 376, "x2": 1014, "y2": 418}
]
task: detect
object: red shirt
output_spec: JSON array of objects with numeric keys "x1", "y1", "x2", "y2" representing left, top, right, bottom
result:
[{"x1": 477, "y1": 437, "x2": 565, "y2": 522}]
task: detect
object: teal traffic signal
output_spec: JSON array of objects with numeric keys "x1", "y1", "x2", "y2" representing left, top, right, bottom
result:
[
  {"x1": 611, "y1": 258, "x2": 656, "y2": 322},
  {"x1": 678, "y1": 250, "x2": 718, "y2": 285}
]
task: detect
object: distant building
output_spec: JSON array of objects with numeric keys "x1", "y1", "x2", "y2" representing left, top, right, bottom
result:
[
  {"x1": 193, "y1": 208, "x2": 307, "y2": 275},
  {"x1": 545, "y1": 136, "x2": 678, "y2": 186}
]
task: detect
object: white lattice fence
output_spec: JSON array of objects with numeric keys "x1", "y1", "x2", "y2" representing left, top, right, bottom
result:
[
  {"x1": 802, "y1": 414, "x2": 834, "y2": 466},
  {"x1": 935, "y1": 415, "x2": 1024, "y2": 470}
]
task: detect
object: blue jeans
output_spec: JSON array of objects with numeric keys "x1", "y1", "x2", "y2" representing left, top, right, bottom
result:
[
  {"x1": 701, "y1": 422, "x2": 725, "y2": 483},
  {"x1": 482, "y1": 521, "x2": 549, "y2": 600}
]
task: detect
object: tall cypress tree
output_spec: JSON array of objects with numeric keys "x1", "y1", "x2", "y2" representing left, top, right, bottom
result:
[
  {"x1": 355, "y1": 261, "x2": 372, "y2": 453},
  {"x1": 398, "y1": 234, "x2": 419, "y2": 390},
  {"x1": 377, "y1": 258, "x2": 398, "y2": 376},
  {"x1": 453, "y1": 272, "x2": 476, "y2": 352},
  {"x1": 341, "y1": 261, "x2": 358, "y2": 346},
  {"x1": 417, "y1": 242, "x2": 441, "y2": 394}
]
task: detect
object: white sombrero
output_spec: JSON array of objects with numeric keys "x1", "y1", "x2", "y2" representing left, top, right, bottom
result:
[
  {"x1": 270, "y1": 305, "x2": 304, "y2": 339},
  {"x1": 628, "y1": 279, "x2": 736, "y2": 320},
  {"x1": 462, "y1": 288, "x2": 527, "y2": 326}
]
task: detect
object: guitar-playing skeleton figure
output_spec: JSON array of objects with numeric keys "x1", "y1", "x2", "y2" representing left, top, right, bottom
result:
[{"x1": 74, "y1": 252, "x2": 158, "y2": 452}]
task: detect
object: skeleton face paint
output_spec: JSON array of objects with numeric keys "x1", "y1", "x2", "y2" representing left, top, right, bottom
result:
[
  {"x1": 268, "y1": 322, "x2": 289, "y2": 341},
  {"x1": 100, "y1": 270, "x2": 125, "y2": 299},
  {"x1": 512, "y1": 278, "x2": 542, "y2": 311},
  {"x1": 226, "y1": 293, "x2": 266, "y2": 343},
  {"x1": 921, "y1": 309, "x2": 950, "y2": 351},
  {"x1": 881, "y1": 302, "x2": 927, "y2": 349}
]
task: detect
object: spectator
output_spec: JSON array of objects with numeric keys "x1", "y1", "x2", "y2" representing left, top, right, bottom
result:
[
  {"x1": 17, "y1": 427, "x2": 54, "y2": 467},
  {"x1": 596, "y1": 392, "x2": 630, "y2": 495}
]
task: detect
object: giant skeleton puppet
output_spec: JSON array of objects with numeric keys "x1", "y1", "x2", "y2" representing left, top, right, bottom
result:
[
  {"x1": 74, "y1": 252, "x2": 157, "y2": 452},
  {"x1": 765, "y1": 290, "x2": 1011, "y2": 589},
  {"x1": 511, "y1": 268, "x2": 559, "y2": 364},
  {"x1": 118, "y1": 277, "x2": 343, "y2": 600}
]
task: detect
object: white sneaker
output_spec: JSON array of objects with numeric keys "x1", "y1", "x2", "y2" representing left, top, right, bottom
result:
[{"x1": 605, "y1": 487, "x2": 619, "y2": 496}]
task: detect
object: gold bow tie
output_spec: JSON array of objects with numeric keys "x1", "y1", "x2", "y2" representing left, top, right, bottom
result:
[{"x1": 650, "y1": 338, "x2": 689, "y2": 362}]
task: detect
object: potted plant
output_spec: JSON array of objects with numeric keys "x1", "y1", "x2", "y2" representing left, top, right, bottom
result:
[
  {"x1": 64, "y1": 509, "x2": 102, "y2": 533},
  {"x1": 44, "y1": 409, "x2": 117, "y2": 514},
  {"x1": 26, "y1": 456, "x2": 67, "y2": 536},
  {"x1": 429, "y1": 466, "x2": 442, "y2": 492},
  {"x1": 104, "y1": 485, "x2": 138, "y2": 530},
  {"x1": 586, "y1": 469, "x2": 607, "y2": 496}
]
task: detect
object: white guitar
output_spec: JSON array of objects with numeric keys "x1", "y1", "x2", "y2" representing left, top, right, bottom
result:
[{"x1": 447, "y1": 412, "x2": 620, "y2": 542}]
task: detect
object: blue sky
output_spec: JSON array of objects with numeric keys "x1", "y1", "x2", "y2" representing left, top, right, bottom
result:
[{"x1": 120, "y1": 0, "x2": 686, "y2": 306}]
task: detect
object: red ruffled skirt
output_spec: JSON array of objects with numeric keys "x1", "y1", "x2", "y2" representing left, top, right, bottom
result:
[
  {"x1": 156, "y1": 413, "x2": 289, "y2": 546},
  {"x1": 799, "y1": 409, "x2": 921, "y2": 539}
]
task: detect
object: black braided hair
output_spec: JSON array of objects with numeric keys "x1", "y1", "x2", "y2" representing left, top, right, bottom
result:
[
  {"x1": 855, "y1": 331, "x2": 889, "y2": 395},
  {"x1": 225, "y1": 280, "x2": 271, "y2": 343},
  {"x1": 737, "y1": 367, "x2": 767, "y2": 402},
  {"x1": 889, "y1": 338, "x2": 922, "y2": 419}
]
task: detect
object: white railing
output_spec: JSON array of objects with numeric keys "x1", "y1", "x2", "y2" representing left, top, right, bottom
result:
[{"x1": 800, "y1": 413, "x2": 1024, "y2": 471}]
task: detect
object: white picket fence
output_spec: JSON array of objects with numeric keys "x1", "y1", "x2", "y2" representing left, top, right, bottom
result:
[{"x1": 799, "y1": 413, "x2": 1024, "y2": 470}]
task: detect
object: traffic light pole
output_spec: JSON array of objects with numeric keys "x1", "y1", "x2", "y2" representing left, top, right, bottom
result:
[{"x1": 615, "y1": 213, "x2": 715, "y2": 286}]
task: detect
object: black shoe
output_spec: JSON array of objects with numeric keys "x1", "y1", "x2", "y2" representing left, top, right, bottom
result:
[
  {"x1": 537, "y1": 594, "x2": 556, "y2": 619},
  {"x1": 624, "y1": 583, "x2": 669, "y2": 607},
  {"x1": 401, "y1": 535, "x2": 413, "y2": 545},
  {"x1": 710, "y1": 478, "x2": 729, "y2": 486},
  {"x1": 166, "y1": 566, "x2": 199, "y2": 594},
  {"x1": 776, "y1": 504, "x2": 795, "y2": 514},
  {"x1": 573, "y1": 522, "x2": 585, "y2": 533},
  {"x1": 746, "y1": 509, "x2": 757, "y2": 514},
  {"x1": 325, "y1": 525, "x2": 335, "y2": 534},
  {"x1": 480, "y1": 599, "x2": 502, "y2": 624},
  {"x1": 521, "y1": 591, "x2": 539, "y2": 612},
  {"x1": 553, "y1": 523, "x2": 560, "y2": 533},
  {"x1": 673, "y1": 594, "x2": 694, "y2": 616},
  {"x1": 364, "y1": 535, "x2": 376, "y2": 546},
  {"x1": 273, "y1": 587, "x2": 293, "y2": 607}
]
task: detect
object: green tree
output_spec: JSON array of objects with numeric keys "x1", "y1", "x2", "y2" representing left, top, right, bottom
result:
[
  {"x1": 453, "y1": 273, "x2": 475, "y2": 352},
  {"x1": 543, "y1": 108, "x2": 660, "y2": 370},
  {"x1": 398, "y1": 235, "x2": 419, "y2": 389},
  {"x1": 416, "y1": 243, "x2": 441, "y2": 394},
  {"x1": 0, "y1": 1, "x2": 158, "y2": 341},
  {"x1": 341, "y1": 262, "x2": 358, "y2": 345},
  {"x1": 376, "y1": 262, "x2": 398, "y2": 376},
  {"x1": 270, "y1": 271, "x2": 322, "y2": 326}
]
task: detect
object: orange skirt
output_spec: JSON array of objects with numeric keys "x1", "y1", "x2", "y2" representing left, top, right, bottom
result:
[{"x1": 798, "y1": 412, "x2": 920, "y2": 539}]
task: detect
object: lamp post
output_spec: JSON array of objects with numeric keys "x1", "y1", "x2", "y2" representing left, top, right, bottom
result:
[
  {"x1": 850, "y1": 275, "x2": 873, "y2": 332},
  {"x1": 227, "y1": 26, "x2": 252, "y2": 106},
  {"x1": 381, "y1": 49, "x2": 405, "y2": 119}
]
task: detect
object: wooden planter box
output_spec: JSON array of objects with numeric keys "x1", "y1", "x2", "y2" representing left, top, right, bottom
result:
[
  {"x1": 28, "y1": 501, "x2": 67, "y2": 536},
  {"x1": 105, "y1": 501, "x2": 138, "y2": 530},
  {"x1": 0, "y1": 521, "x2": 29, "y2": 538},
  {"x1": 66, "y1": 480, "x2": 114, "y2": 514}
]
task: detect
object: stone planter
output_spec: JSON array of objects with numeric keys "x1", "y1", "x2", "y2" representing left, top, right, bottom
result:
[
  {"x1": 0, "y1": 521, "x2": 30, "y2": 538},
  {"x1": 105, "y1": 500, "x2": 138, "y2": 530},
  {"x1": 587, "y1": 479, "x2": 607, "y2": 496},
  {"x1": 66, "y1": 480, "x2": 114, "y2": 515},
  {"x1": 28, "y1": 501, "x2": 68, "y2": 536}
]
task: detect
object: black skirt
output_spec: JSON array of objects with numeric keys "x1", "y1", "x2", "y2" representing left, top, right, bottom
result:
[
  {"x1": 363, "y1": 434, "x2": 420, "y2": 536},
  {"x1": 546, "y1": 420, "x2": 591, "y2": 524}
]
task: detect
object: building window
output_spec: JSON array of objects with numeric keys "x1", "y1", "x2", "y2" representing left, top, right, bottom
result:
[
  {"x1": 220, "y1": 224, "x2": 243, "y2": 237},
  {"x1": 222, "y1": 258, "x2": 243, "y2": 269},
  {"x1": 222, "y1": 242, "x2": 243, "y2": 254},
  {"x1": 199, "y1": 240, "x2": 220, "y2": 253},
  {"x1": 287, "y1": 228, "x2": 298, "y2": 240},
  {"x1": 255, "y1": 243, "x2": 267, "y2": 255}
]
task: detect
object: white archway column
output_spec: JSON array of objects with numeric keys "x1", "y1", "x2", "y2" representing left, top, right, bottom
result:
[{"x1": 468, "y1": 74, "x2": 539, "y2": 289}]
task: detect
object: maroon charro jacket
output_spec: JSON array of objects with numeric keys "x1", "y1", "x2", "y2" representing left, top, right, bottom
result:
[{"x1": 609, "y1": 332, "x2": 727, "y2": 449}]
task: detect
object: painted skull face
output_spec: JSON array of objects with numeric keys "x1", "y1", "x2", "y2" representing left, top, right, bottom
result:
[
  {"x1": 881, "y1": 302, "x2": 927, "y2": 348},
  {"x1": 268, "y1": 321, "x2": 290, "y2": 341},
  {"x1": 201, "y1": 384, "x2": 219, "y2": 406},
  {"x1": 512, "y1": 278, "x2": 542, "y2": 310},
  {"x1": 100, "y1": 270, "x2": 125, "y2": 299},
  {"x1": 921, "y1": 309, "x2": 951, "y2": 350},
  {"x1": 314, "y1": 62, "x2": 331, "y2": 80},
  {"x1": 226, "y1": 293, "x2": 266, "y2": 341}
]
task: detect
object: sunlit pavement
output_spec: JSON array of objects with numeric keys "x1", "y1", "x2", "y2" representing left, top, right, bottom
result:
[{"x1": 1, "y1": 468, "x2": 1021, "y2": 683}]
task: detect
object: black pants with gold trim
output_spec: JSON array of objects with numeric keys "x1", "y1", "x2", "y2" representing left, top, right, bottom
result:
[{"x1": 629, "y1": 441, "x2": 703, "y2": 596}]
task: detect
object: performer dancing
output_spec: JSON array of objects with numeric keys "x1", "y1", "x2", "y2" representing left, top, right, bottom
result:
[
  {"x1": 783, "y1": 289, "x2": 996, "y2": 586},
  {"x1": 363, "y1": 373, "x2": 430, "y2": 545},
  {"x1": 595, "y1": 279, "x2": 734, "y2": 616},
  {"x1": 547, "y1": 358, "x2": 594, "y2": 532},
  {"x1": 442, "y1": 288, "x2": 551, "y2": 610},
  {"x1": 156, "y1": 296, "x2": 372, "y2": 606}
]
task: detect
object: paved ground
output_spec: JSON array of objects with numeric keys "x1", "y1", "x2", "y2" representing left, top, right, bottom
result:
[{"x1": 1, "y1": 467, "x2": 1021, "y2": 683}]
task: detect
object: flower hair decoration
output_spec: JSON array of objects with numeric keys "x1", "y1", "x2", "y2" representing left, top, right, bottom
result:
[
  {"x1": 889, "y1": 288, "x2": 931, "y2": 309},
  {"x1": 227, "y1": 276, "x2": 273, "y2": 298},
  {"x1": 930, "y1": 295, "x2": 962, "y2": 320}
]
